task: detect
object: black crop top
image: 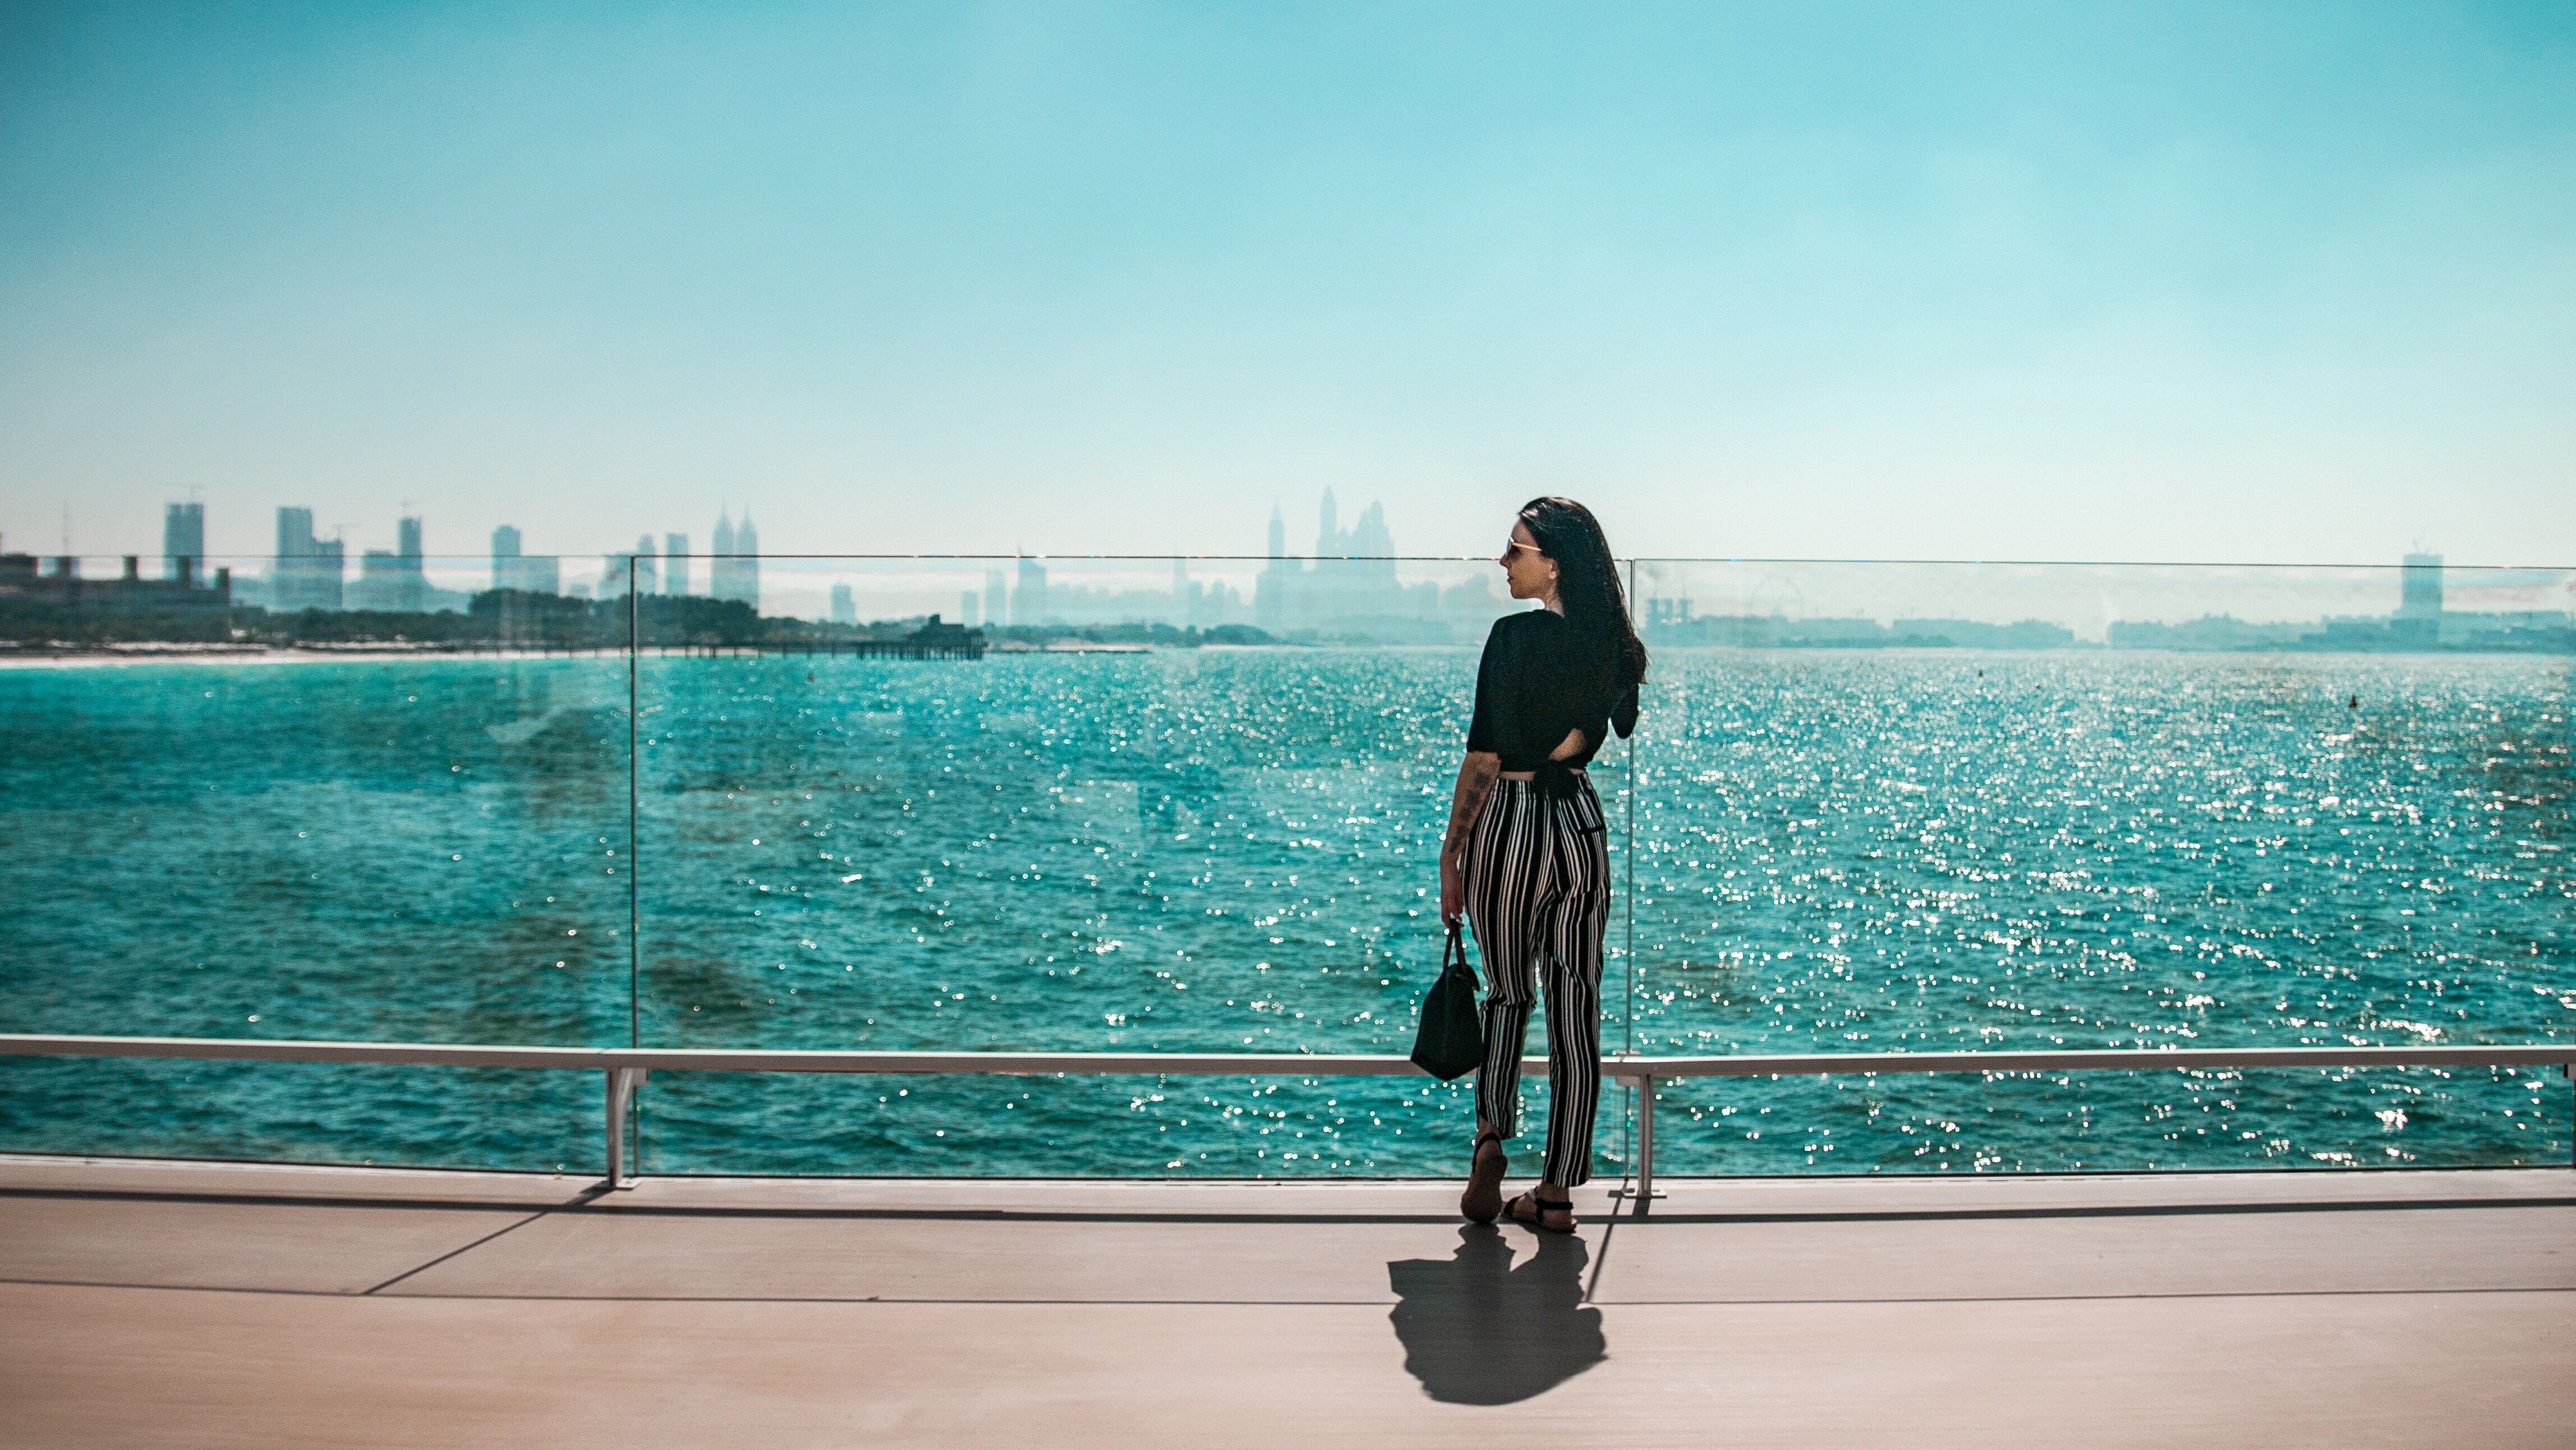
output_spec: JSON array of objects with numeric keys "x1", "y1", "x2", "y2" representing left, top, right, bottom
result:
[{"x1": 1464, "y1": 610, "x2": 1640, "y2": 772}]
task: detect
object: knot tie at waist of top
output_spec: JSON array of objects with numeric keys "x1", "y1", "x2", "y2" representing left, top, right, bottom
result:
[{"x1": 1529, "y1": 757, "x2": 1589, "y2": 804}]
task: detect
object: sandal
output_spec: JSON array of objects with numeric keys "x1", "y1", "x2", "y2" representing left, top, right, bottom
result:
[
  {"x1": 1505, "y1": 1188, "x2": 1577, "y2": 1234},
  {"x1": 1460, "y1": 1129, "x2": 1507, "y2": 1224}
]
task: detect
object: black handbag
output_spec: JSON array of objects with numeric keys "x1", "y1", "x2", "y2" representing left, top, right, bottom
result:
[{"x1": 1409, "y1": 921, "x2": 1485, "y2": 1081}]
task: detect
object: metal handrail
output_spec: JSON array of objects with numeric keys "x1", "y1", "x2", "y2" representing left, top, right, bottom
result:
[{"x1": 4, "y1": 1033, "x2": 2569, "y2": 1205}]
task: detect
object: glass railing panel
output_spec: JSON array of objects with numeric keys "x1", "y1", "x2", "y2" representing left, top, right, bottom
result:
[
  {"x1": 631, "y1": 554, "x2": 1629, "y2": 1176},
  {"x1": 641, "y1": 1071, "x2": 1508, "y2": 1177},
  {"x1": 0, "y1": 1059, "x2": 613, "y2": 1173},
  {"x1": 1628, "y1": 559, "x2": 2574, "y2": 1172},
  {"x1": 0, "y1": 554, "x2": 634, "y2": 1168},
  {"x1": 1646, "y1": 1064, "x2": 2565, "y2": 1174},
  {"x1": 10, "y1": 544, "x2": 2557, "y2": 1181}
]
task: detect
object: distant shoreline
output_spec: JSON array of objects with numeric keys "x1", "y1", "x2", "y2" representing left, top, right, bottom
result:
[
  {"x1": 3, "y1": 639, "x2": 2564, "y2": 670},
  {"x1": 0, "y1": 641, "x2": 1165, "y2": 668},
  {"x1": 0, "y1": 646, "x2": 627, "y2": 670}
]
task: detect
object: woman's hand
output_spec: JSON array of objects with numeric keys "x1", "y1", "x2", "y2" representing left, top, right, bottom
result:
[{"x1": 1439, "y1": 850, "x2": 1464, "y2": 928}]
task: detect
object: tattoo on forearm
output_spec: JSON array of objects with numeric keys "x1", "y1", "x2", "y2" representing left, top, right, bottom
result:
[{"x1": 1443, "y1": 754, "x2": 1499, "y2": 860}]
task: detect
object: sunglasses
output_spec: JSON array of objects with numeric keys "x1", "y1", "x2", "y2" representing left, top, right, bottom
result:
[{"x1": 1498, "y1": 537, "x2": 1544, "y2": 565}]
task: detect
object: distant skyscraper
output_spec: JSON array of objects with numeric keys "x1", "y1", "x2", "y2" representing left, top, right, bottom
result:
[
  {"x1": 2400, "y1": 553, "x2": 2445, "y2": 618},
  {"x1": 663, "y1": 533, "x2": 691, "y2": 596},
  {"x1": 272, "y1": 506, "x2": 343, "y2": 611},
  {"x1": 633, "y1": 535, "x2": 659, "y2": 596},
  {"x1": 342, "y1": 514, "x2": 428, "y2": 611},
  {"x1": 1256, "y1": 503, "x2": 1290, "y2": 633},
  {"x1": 491, "y1": 525, "x2": 521, "y2": 591},
  {"x1": 393, "y1": 515, "x2": 426, "y2": 611},
  {"x1": 958, "y1": 590, "x2": 978, "y2": 627},
  {"x1": 830, "y1": 582, "x2": 856, "y2": 625},
  {"x1": 711, "y1": 513, "x2": 735, "y2": 603},
  {"x1": 709, "y1": 510, "x2": 760, "y2": 611},
  {"x1": 983, "y1": 567, "x2": 1008, "y2": 628},
  {"x1": 490, "y1": 525, "x2": 559, "y2": 595},
  {"x1": 1346, "y1": 502, "x2": 1393, "y2": 558},
  {"x1": 1258, "y1": 492, "x2": 1411, "y2": 635},
  {"x1": 352, "y1": 549, "x2": 402, "y2": 610},
  {"x1": 163, "y1": 503, "x2": 204, "y2": 584},
  {"x1": 1014, "y1": 556, "x2": 1048, "y2": 626}
]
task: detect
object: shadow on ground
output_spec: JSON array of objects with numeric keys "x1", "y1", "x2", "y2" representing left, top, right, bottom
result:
[{"x1": 1386, "y1": 1224, "x2": 1607, "y2": 1404}]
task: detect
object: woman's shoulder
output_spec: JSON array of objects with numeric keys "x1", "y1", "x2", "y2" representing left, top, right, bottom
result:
[{"x1": 1480, "y1": 608, "x2": 1554, "y2": 659}]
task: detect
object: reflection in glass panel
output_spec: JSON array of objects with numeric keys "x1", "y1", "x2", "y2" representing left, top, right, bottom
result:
[
  {"x1": 0, "y1": 556, "x2": 632, "y2": 1168},
  {"x1": 1628, "y1": 559, "x2": 2574, "y2": 1171}
]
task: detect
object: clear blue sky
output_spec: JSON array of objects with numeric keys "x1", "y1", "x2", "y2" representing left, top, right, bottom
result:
[{"x1": 2, "y1": 1, "x2": 2570, "y2": 565}]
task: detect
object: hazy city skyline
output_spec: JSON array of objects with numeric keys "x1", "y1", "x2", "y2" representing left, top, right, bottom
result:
[
  {"x1": 4, "y1": 478, "x2": 2566, "y2": 652},
  {"x1": 9, "y1": 483, "x2": 2572, "y2": 641},
  {"x1": 4, "y1": 4, "x2": 2573, "y2": 566}
]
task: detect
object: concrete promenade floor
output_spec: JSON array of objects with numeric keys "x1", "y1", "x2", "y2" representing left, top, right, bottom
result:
[{"x1": 2, "y1": 1155, "x2": 2572, "y2": 1448}]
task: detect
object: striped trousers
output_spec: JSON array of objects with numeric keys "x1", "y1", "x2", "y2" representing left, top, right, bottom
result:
[{"x1": 1462, "y1": 773, "x2": 1609, "y2": 1188}]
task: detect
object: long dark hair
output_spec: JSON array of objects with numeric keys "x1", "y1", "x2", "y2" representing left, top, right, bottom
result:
[{"x1": 1519, "y1": 495, "x2": 1646, "y2": 694}]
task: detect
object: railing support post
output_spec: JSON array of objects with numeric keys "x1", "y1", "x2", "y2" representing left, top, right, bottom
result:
[
  {"x1": 1636, "y1": 1073, "x2": 1655, "y2": 1215},
  {"x1": 605, "y1": 1067, "x2": 646, "y2": 1190},
  {"x1": 1608, "y1": 1065, "x2": 1663, "y2": 1216}
]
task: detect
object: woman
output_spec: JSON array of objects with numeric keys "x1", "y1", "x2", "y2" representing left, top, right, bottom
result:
[{"x1": 1438, "y1": 497, "x2": 1645, "y2": 1233}]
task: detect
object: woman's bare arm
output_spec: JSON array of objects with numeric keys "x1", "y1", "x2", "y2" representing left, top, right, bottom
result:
[
  {"x1": 1442, "y1": 751, "x2": 1501, "y2": 862},
  {"x1": 1443, "y1": 732, "x2": 1577, "y2": 862}
]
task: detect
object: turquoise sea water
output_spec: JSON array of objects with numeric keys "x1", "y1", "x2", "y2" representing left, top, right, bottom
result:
[{"x1": 1, "y1": 646, "x2": 2568, "y2": 1177}]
